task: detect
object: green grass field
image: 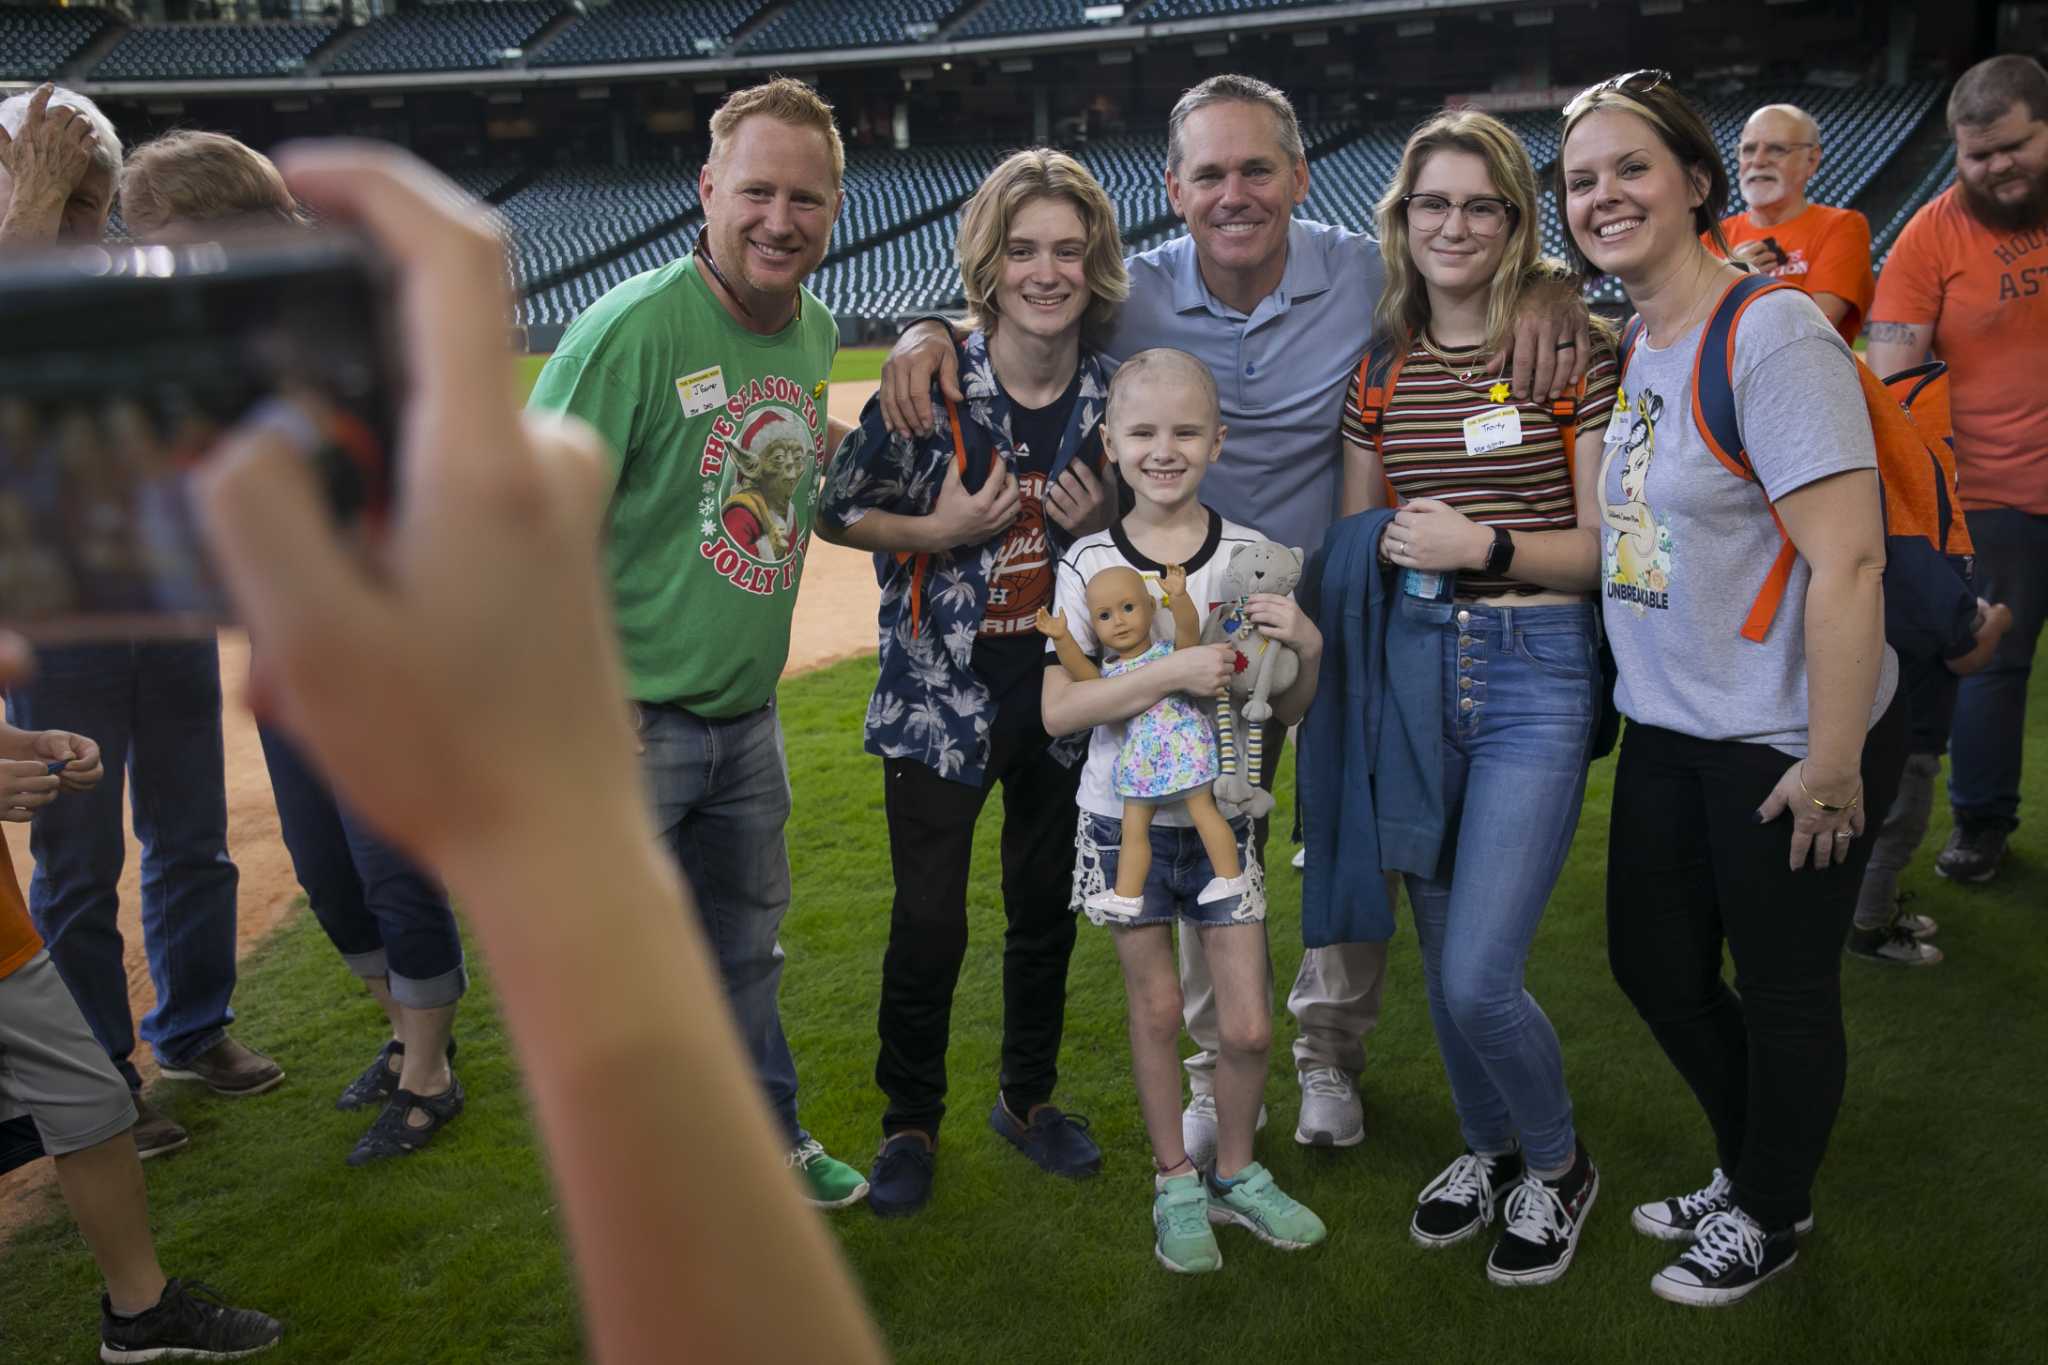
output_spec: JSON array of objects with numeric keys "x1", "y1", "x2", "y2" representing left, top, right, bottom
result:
[
  {"x1": 514, "y1": 346, "x2": 885, "y2": 403},
  {"x1": 3, "y1": 650, "x2": 2043, "y2": 1363}
]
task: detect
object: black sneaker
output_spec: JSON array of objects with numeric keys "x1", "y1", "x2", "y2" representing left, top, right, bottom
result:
[
  {"x1": 1847, "y1": 922, "x2": 1944, "y2": 967},
  {"x1": 1632, "y1": 1168, "x2": 1817, "y2": 1242},
  {"x1": 1410, "y1": 1148, "x2": 1524, "y2": 1249},
  {"x1": 1650, "y1": 1207, "x2": 1798, "y2": 1306},
  {"x1": 100, "y1": 1278, "x2": 282, "y2": 1362},
  {"x1": 1486, "y1": 1140, "x2": 1598, "y2": 1286},
  {"x1": 868, "y1": 1132, "x2": 936, "y2": 1218},
  {"x1": 1936, "y1": 822, "x2": 2008, "y2": 883}
]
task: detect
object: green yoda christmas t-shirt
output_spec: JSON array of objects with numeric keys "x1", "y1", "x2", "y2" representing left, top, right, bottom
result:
[{"x1": 528, "y1": 256, "x2": 837, "y2": 716}]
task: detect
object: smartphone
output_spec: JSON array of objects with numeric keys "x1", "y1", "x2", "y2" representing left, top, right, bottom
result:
[
  {"x1": 1761, "y1": 235, "x2": 1783, "y2": 263},
  {"x1": 0, "y1": 232, "x2": 400, "y2": 640}
]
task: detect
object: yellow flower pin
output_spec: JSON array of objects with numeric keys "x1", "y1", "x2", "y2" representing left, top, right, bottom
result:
[{"x1": 1489, "y1": 381, "x2": 1512, "y2": 404}]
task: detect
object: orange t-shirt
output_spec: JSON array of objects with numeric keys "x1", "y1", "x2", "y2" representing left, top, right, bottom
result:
[
  {"x1": 1873, "y1": 186, "x2": 2048, "y2": 515},
  {"x1": 0, "y1": 838, "x2": 42, "y2": 982},
  {"x1": 1709, "y1": 203, "x2": 1875, "y2": 344}
]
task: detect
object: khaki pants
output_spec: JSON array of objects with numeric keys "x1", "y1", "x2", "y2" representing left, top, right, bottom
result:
[{"x1": 1179, "y1": 721, "x2": 1391, "y2": 1095}]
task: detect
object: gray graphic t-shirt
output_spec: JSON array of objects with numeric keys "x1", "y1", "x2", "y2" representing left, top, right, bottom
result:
[{"x1": 1601, "y1": 286, "x2": 1897, "y2": 754}]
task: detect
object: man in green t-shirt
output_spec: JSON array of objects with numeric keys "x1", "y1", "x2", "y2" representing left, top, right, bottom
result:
[{"x1": 526, "y1": 79, "x2": 867, "y2": 1209}]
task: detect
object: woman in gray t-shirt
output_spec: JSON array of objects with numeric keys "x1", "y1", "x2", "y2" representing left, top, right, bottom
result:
[{"x1": 1556, "y1": 73, "x2": 1907, "y2": 1310}]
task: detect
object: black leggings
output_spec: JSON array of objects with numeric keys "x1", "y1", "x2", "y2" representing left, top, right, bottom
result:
[{"x1": 1606, "y1": 697, "x2": 1906, "y2": 1231}]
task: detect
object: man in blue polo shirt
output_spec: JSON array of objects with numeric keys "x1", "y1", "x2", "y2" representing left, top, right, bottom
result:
[{"x1": 881, "y1": 73, "x2": 1587, "y2": 1162}]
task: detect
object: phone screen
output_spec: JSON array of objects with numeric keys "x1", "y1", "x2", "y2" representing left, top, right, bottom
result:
[{"x1": 0, "y1": 233, "x2": 399, "y2": 640}]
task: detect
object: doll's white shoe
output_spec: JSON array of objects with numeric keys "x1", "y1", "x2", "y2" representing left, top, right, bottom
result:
[
  {"x1": 1086, "y1": 889, "x2": 1146, "y2": 921},
  {"x1": 1197, "y1": 872, "x2": 1251, "y2": 906}
]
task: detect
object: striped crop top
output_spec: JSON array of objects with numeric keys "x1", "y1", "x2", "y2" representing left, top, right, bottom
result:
[{"x1": 1341, "y1": 330, "x2": 1620, "y2": 596}]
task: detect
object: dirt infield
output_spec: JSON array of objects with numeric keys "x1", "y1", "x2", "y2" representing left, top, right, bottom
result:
[{"x1": 0, "y1": 382, "x2": 883, "y2": 1235}]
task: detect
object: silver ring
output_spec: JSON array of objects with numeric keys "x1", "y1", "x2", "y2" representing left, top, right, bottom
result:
[{"x1": 1833, "y1": 829, "x2": 1852, "y2": 841}]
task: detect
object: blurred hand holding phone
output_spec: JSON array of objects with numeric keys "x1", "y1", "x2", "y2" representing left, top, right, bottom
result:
[{"x1": 0, "y1": 230, "x2": 399, "y2": 639}]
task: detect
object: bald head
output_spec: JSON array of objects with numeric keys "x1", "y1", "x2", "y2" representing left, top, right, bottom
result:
[
  {"x1": 1737, "y1": 104, "x2": 1821, "y2": 216},
  {"x1": 1106, "y1": 347, "x2": 1220, "y2": 427}
]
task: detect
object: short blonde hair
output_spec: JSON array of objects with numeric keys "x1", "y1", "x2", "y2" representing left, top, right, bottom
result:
[
  {"x1": 120, "y1": 130, "x2": 304, "y2": 235},
  {"x1": 1105, "y1": 348, "x2": 1219, "y2": 427},
  {"x1": 958, "y1": 148, "x2": 1127, "y2": 342},
  {"x1": 1376, "y1": 109, "x2": 1550, "y2": 355},
  {"x1": 708, "y1": 77, "x2": 844, "y2": 186}
]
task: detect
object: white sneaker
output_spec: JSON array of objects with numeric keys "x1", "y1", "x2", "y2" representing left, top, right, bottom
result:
[
  {"x1": 1084, "y1": 888, "x2": 1145, "y2": 922},
  {"x1": 1180, "y1": 1093, "x2": 1267, "y2": 1173},
  {"x1": 1196, "y1": 871, "x2": 1250, "y2": 905},
  {"x1": 1290, "y1": 846, "x2": 1306, "y2": 870},
  {"x1": 1293, "y1": 1066, "x2": 1364, "y2": 1148}
]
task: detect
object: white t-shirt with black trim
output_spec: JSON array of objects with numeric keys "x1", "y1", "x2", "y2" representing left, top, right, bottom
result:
[{"x1": 1049, "y1": 509, "x2": 1264, "y2": 826}]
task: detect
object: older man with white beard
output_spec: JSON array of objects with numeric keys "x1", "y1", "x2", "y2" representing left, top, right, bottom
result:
[{"x1": 1708, "y1": 102, "x2": 1874, "y2": 343}]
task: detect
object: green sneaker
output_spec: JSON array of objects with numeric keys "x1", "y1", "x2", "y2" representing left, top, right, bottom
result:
[
  {"x1": 1154, "y1": 1173, "x2": 1223, "y2": 1274},
  {"x1": 790, "y1": 1137, "x2": 869, "y2": 1209},
  {"x1": 1207, "y1": 1162, "x2": 1327, "y2": 1250}
]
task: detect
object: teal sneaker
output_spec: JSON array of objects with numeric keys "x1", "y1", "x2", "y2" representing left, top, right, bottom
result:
[
  {"x1": 790, "y1": 1137, "x2": 869, "y2": 1210},
  {"x1": 1207, "y1": 1162, "x2": 1327, "y2": 1250},
  {"x1": 1154, "y1": 1173, "x2": 1223, "y2": 1274}
]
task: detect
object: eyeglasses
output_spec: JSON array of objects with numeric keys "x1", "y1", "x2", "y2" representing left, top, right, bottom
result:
[
  {"x1": 1401, "y1": 193, "x2": 1518, "y2": 237},
  {"x1": 1737, "y1": 140, "x2": 1817, "y2": 161},
  {"x1": 1563, "y1": 68, "x2": 1673, "y2": 118}
]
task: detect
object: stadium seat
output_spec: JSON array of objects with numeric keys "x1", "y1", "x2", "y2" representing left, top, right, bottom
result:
[
  {"x1": 530, "y1": 0, "x2": 767, "y2": 66},
  {"x1": 91, "y1": 21, "x2": 336, "y2": 81},
  {"x1": 0, "y1": 5, "x2": 114, "y2": 81},
  {"x1": 325, "y1": 2, "x2": 563, "y2": 76}
]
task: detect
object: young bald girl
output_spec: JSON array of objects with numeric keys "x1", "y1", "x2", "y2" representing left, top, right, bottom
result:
[{"x1": 1039, "y1": 349, "x2": 1325, "y2": 1273}]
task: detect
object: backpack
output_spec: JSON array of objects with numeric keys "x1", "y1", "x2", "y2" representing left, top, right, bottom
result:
[
  {"x1": 1617, "y1": 273, "x2": 1975, "y2": 653},
  {"x1": 1350, "y1": 332, "x2": 1623, "y2": 761}
]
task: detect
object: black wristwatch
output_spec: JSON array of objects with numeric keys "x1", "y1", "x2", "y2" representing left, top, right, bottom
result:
[{"x1": 1483, "y1": 526, "x2": 1516, "y2": 577}]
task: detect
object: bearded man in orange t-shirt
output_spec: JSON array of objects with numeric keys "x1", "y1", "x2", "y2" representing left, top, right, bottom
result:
[
  {"x1": 1867, "y1": 55, "x2": 2048, "y2": 886},
  {"x1": 1708, "y1": 103, "x2": 1875, "y2": 343}
]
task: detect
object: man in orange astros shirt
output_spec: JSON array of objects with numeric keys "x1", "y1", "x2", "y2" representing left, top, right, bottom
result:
[
  {"x1": 1708, "y1": 103, "x2": 1875, "y2": 343},
  {"x1": 1867, "y1": 55, "x2": 2048, "y2": 885}
]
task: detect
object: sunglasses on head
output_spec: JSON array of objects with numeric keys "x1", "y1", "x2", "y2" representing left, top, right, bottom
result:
[{"x1": 1563, "y1": 69, "x2": 1674, "y2": 118}]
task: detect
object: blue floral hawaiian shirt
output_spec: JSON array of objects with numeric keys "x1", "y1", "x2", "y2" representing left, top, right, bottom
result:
[{"x1": 820, "y1": 331, "x2": 1110, "y2": 786}]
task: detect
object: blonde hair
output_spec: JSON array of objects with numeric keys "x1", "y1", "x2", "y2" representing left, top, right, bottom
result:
[
  {"x1": 708, "y1": 77, "x2": 845, "y2": 186},
  {"x1": 958, "y1": 148, "x2": 1128, "y2": 342},
  {"x1": 1376, "y1": 109, "x2": 1554, "y2": 355},
  {"x1": 1105, "y1": 348, "x2": 1219, "y2": 427},
  {"x1": 120, "y1": 130, "x2": 304, "y2": 235}
]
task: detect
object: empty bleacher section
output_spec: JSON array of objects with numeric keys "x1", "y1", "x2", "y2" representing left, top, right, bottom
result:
[
  {"x1": 1720, "y1": 81, "x2": 1942, "y2": 214},
  {"x1": 1079, "y1": 133, "x2": 1175, "y2": 250},
  {"x1": 529, "y1": 0, "x2": 765, "y2": 67},
  {"x1": 325, "y1": 2, "x2": 562, "y2": 76},
  {"x1": 496, "y1": 161, "x2": 703, "y2": 300},
  {"x1": 737, "y1": 0, "x2": 964, "y2": 54},
  {"x1": 0, "y1": 4, "x2": 111, "y2": 80},
  {"x1": 1875, "y1": 147, "x2": 1956, "y2": 272},
  {"x1": 520, "y1": 217, "x2": 704, "y2": 328},
  {"x1": 1139, "y1": 0, "x2": 1330, "y2": 17},
  {"x1": 90, "y1": 21, "x2": 335, "y2": 82},
  {"x1": 954, "y1": 0, "x2": 1116, "y2": 41}
]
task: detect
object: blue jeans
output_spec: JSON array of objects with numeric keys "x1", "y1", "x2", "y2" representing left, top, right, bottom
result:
[
  {"x1": 1405, "y1": 602, "x2": 1595, "y2": 1173},
  {"x1": 6, "y1": 640, "x2": 239, "y2": 1090},
  {"x1": 1949, "y1": 507, "x2": 2048, "y2": 830},
  {"x1": 636, "y1": 701, "x2": 805, "y2": 1147},
  {"x1": 258, "y1": 726, "x2": 467, "y2": 1008}
]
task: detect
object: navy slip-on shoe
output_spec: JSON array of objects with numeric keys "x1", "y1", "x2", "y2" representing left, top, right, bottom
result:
[
  {"x1": 869, "y1": 1132, "x2": 936, "y2": 1217},
  {"x1": 989, "y1": 1102, "x2": 1102, "y2": 1179}
]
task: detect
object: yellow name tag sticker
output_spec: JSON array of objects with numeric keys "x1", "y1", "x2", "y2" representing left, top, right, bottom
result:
[
  {"x1": 1463, "y1": 405, "x2": 1522, "y2": 456},
  {"x1": 675, "y1": 366, "x2": 727, "y2": 419}
]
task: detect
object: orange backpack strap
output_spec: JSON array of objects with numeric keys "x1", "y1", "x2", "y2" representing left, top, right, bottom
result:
[
  {"x1": 1685, "y1": 273, "x2": 1805, "y2": 641},
  {"x1": 1352, "y1": 333, "x2": 1407, "y2": 506},
  {"x1": 903, "y1": 397, "x2": 972, "y2": 638}
]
